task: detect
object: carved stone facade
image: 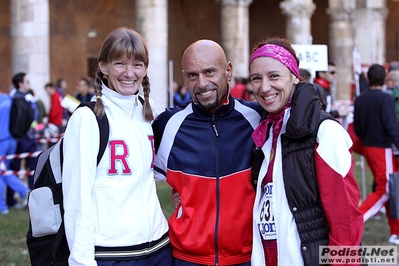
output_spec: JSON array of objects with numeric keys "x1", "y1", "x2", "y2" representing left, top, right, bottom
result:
[
  {"x1": 135, "y1": 0, "x2": 168, "y2": 110},
  {"x1": 216, "y1": 0, "x2": 253, "y2": 78},
  {"x1": 10, "y1": 0, "x2": 50, "y2": 105},
  {"x1": 280, "y1": 0, "x2": 316, "y2": 44},
  {"x1": 353, "y1": 7, "x2": 388, "y2": 65},
  {"x1": 327, "y1": 6, "x2": 355, "y2": 100}
]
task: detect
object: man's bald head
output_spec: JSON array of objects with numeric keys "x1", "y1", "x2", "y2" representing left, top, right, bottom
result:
[
  {"x1": 181, "y1": 39, "x2": 233, "y2": 114},
  {"x1": 182, "y1": 40, "x2": 227, "y2": 69}
]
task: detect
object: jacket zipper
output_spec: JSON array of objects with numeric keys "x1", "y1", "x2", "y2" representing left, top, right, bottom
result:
[
  {"x1": 212, "y1": 115, "x2": 219, "y2": 137},
  {"x1": 212, "y1": 114, "x2": 220, "y2": 265}
]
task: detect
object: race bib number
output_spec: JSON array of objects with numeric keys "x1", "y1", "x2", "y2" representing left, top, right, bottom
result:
[{"x1": 255, "y1": 182, "x2": 276, "y2": 240}]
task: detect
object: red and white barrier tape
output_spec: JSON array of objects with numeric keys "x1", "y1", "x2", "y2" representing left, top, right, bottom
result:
[
  {"x1": 0, "y1": 169, "x2": 35, "y2": 178},
  {"x1": 0, "y1": 132, "x2": 64, "y2": 176},
  {"x1": 0, "y1": 151, "x2": 42, "y2": 161},
  {"x1": 0, "y1": 151, "x2": 40, "y2": 176},
  {"x1": 36, "y1": 137, "x2": 62, "y2": 144},
  {"x1": 35, "y1": 132, "x2": 64, "y2": 144},
  {"x1": 34, "y1": 132, "x2": 64, "y2": 139}
]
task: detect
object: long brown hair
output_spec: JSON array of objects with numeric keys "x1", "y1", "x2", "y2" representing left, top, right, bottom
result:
[{"x1": 94, "y1": 27, "x2": 154, "y2": 121}]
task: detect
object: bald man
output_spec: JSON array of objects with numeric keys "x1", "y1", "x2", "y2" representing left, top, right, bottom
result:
[{"x1": 152, "y1": 40, "x2": 263, "y2": 266}]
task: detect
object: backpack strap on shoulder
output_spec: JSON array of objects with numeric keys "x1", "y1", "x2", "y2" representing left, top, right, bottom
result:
[
  {"x1": 51, "y1": 102, "x2": 109, "y2": 259},
  {"x1": 96, "y1": 114, "x2": 109, "y2": 165},
  {"x1": 138, "y1": 95, "x2": 144, "y2": 105},
  {"x1": 77, "y1": 102, "x2": 109, "y2": 165}
]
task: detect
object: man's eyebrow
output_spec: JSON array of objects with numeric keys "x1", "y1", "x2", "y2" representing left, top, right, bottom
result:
[
  {"x1": 204, "y1": 67, "x2": 217, "y2": 72},
  {"x1": 184, "y1": 70, "x2": 197, "y2": 76}
]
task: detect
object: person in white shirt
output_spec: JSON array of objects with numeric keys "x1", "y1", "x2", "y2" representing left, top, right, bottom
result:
[{"x1": 62, "y1": 27, "x2": 171, "y2": 266}]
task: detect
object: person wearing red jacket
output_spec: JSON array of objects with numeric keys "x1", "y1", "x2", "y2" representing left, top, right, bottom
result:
[
  {"x1": 314, "y1": 62, "x2": 340, "y2": 118},
  {"x1": 45, "y1": 83, "x2": 63, "y2": 128},
  {"x1": 354, "y1": 64, "x2": 399, "y2": 245},
  {"x1": 45, "y1": 82, "x2": 63, "y2": 146}
]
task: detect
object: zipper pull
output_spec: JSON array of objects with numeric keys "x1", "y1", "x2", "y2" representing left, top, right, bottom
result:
[{"x1": 212, "y1": 115, "x2": 219, "y2": 137}]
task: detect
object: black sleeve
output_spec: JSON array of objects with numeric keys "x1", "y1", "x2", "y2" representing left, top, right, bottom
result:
[{"x1": 382, "y1": 96, "x2": 399, "y2": 148}]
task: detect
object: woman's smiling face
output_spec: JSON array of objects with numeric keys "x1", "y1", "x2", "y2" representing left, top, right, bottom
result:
[
  {"x1": 99, "y1": 53, "x2": 147, "y2": 96},
  {"x1": 249, "y1": 56, "x2": 299, "y2": 114}
]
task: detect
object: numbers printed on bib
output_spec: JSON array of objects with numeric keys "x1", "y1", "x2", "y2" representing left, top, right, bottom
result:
[{"x1": 255, "y1": 182, "x2": 277, "y2": 240}]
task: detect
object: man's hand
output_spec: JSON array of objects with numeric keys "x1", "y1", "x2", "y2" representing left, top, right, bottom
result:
[{"x1": 171, "y1": 188, "x2": 181, "y2": 209}]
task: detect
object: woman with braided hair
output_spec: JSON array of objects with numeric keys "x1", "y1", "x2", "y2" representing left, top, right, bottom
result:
[{"x1": 62, "y1": 27, "x2": 171, "y2": 266}]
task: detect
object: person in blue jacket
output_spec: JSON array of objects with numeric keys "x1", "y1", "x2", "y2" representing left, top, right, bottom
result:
[
  {"x1": 8, "y1": 72, "x2": 38, "y2": 207},
  {"x1": 0, "y1": 92, "x2": 29, "y2": 214}
]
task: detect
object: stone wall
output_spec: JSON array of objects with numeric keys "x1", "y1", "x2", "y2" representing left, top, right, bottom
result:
[{"x1": 0, "y1": 0, "x2": 11, "y2": 93}]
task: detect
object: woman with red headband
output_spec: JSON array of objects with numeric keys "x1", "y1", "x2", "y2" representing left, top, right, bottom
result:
[{"x1": 249, "y1": 37, "x2": 364, "y2": 266}]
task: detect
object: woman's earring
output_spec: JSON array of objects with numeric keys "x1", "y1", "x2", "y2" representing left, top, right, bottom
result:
[{"x1": 103, "y1": 74, "x2": 108, "y2": 80}]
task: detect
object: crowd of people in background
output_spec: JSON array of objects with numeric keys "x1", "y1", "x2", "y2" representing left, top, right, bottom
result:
[{"x1": 0, "y1": 74, "x2": 97, "y2": 215}]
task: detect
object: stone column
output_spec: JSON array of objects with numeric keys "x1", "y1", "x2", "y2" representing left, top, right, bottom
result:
[
  {"x1": 135, "y1": 0, "x2": 168, "y2": 113},
  {"x1": 216, "y1": 0, "x2": 252, "y2": 80},
  {"x1": 10, "y1": 0, "x2": 50, "y2": 110},
  {"x1": 353, "y1": 3, "x2": 388, "y2": 65},
  {"x1": 327, "y1": 1, "x2": 355, "y2": 101},
  {"x1": 280, "y1": 0, "x2": 316, "y2": 45}
]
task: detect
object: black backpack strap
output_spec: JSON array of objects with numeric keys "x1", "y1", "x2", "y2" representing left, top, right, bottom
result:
[
  {"x1": 138, "y1": 95, "x2": 144, "y2": 105},
  {"x1": 77, "y1": 102, "x2": 110, "y2": 165},
  {"x1": 51, "y1": 102, "x2": 109, "y2": 259},
  {"x1": 51, "y1": 220, "x2": 66, "y2": 257},
  {"x1": 96, "y1": 114, "x2": 109, "y2": 165},
  {"x1": 52, "y1": 138, "x2": 66, "y2": 258}
]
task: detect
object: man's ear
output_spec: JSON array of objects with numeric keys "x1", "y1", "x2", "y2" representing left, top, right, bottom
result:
[{"x1": 226, "y1": 61, "x2": 233, "y2": 83}]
